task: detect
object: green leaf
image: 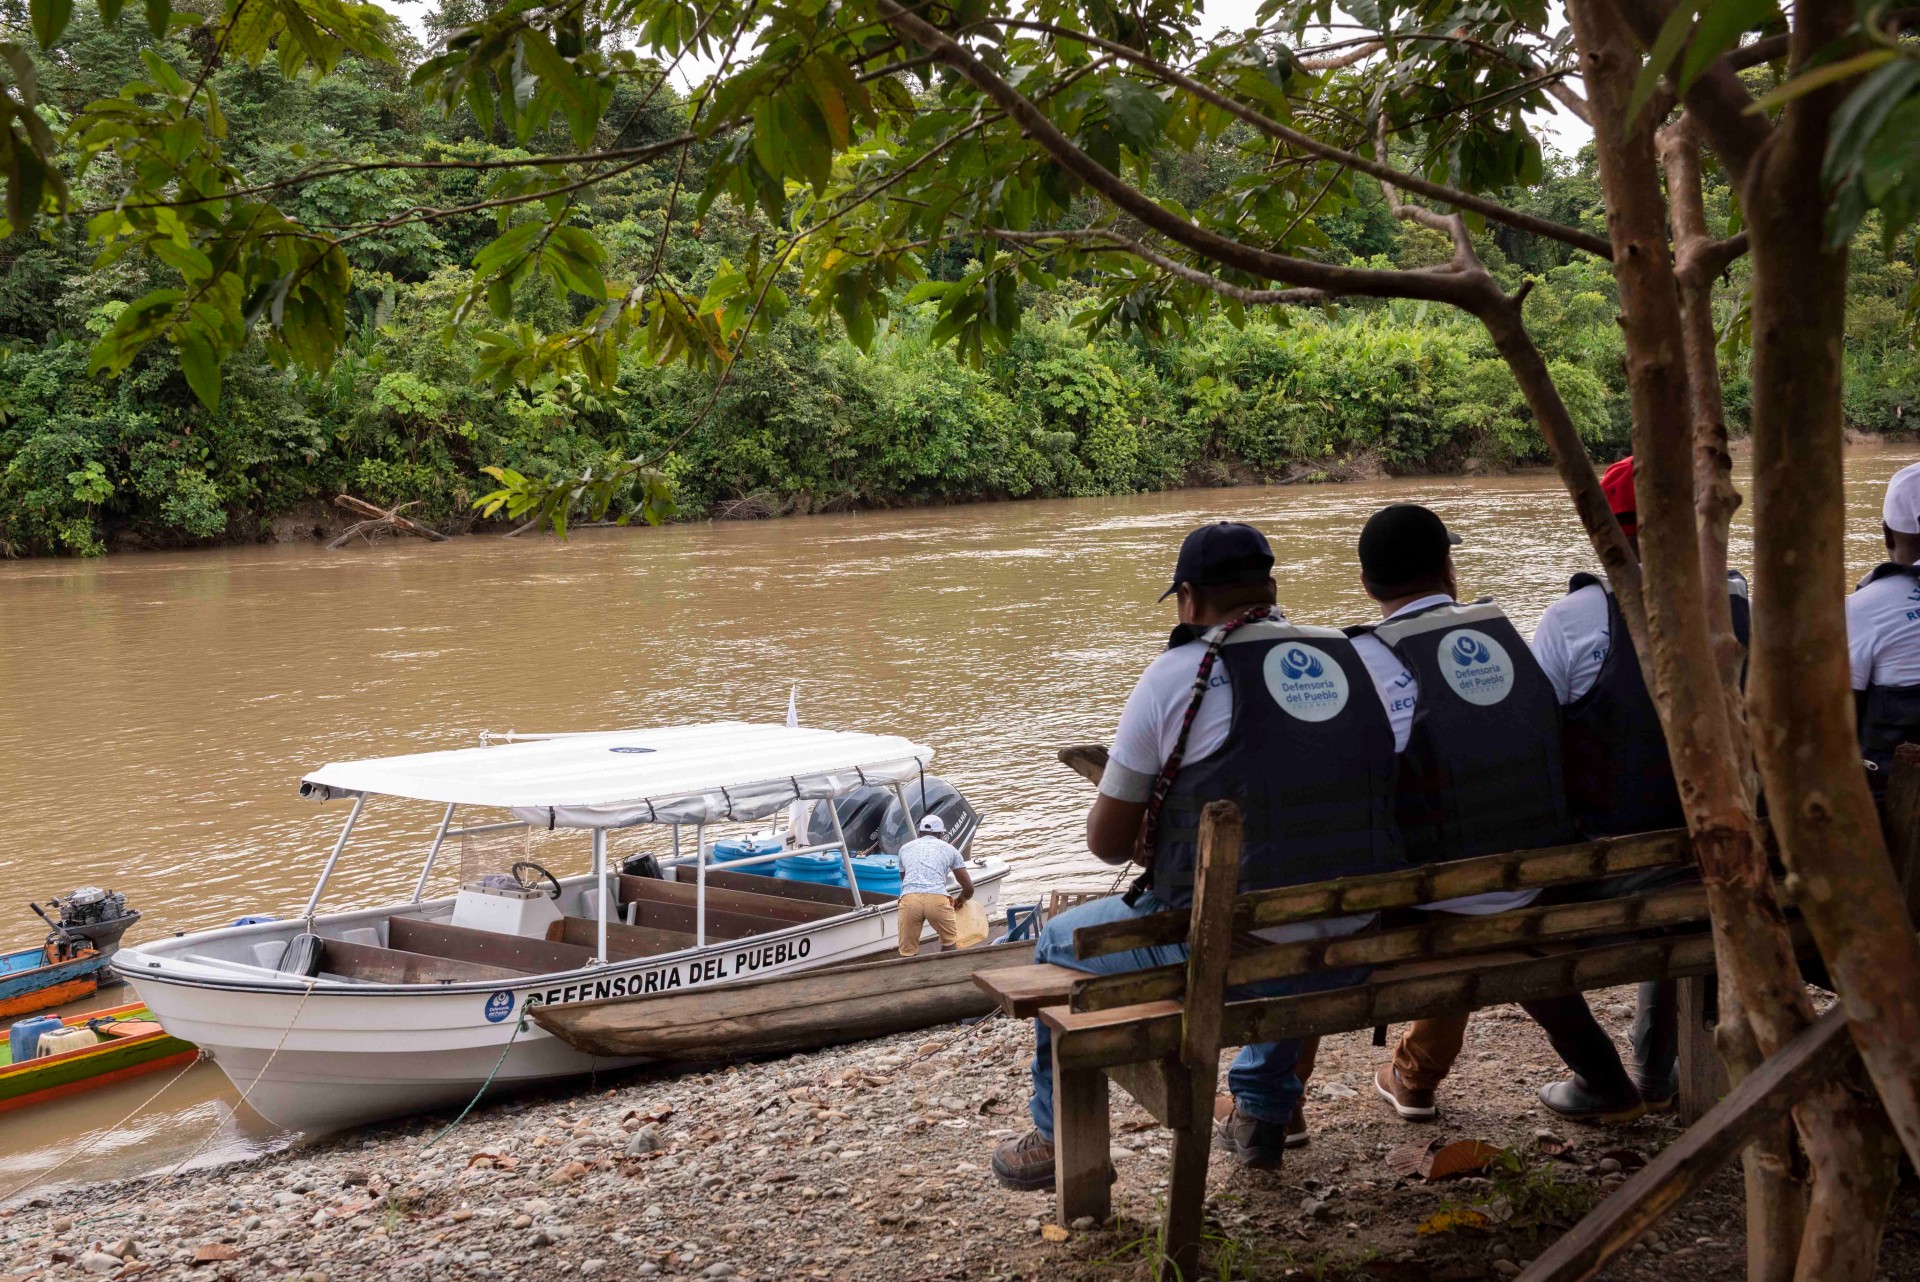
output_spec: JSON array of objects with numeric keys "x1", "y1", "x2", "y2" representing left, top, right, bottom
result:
[
  {"x1": 30, "y1": 0, "x2": 73, "y2": 49},
  {"x1": 1749, "y1": 48, "x2": 1898, "y2": 112},
  {"x1": 143, "y1": 0, "x2": 169, "y2": 39},
  {"x1": 1627, "y1": 0, "x2": 1700, "y2": 128},
  {"x1": 179, "y1": 330, "x2": 220, "y2": 409},
  {"x1": 1099, "y1": 78, "x2": 1172, "y2": 153},
  {"x1": 1678, "y1": 0, "x2": 1776, "y2": 92}
]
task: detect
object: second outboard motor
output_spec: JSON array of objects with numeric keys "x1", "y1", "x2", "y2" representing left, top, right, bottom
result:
[
  {"x1": 874, "y1": 777, "x2": 980, "y2": 855},
  {"x1": 804, "y1": 786, "x2": 893, "y2": 852}
]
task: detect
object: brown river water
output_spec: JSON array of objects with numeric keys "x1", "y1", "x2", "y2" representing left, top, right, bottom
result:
[{"x1": 2, "y1": 444, "x2": 1915, "y2": 1199}]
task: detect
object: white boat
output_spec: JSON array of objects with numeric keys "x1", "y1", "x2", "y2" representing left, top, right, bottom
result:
[{"x1": 115, "y1": 723, "x2": 1008, "y2": 1134}]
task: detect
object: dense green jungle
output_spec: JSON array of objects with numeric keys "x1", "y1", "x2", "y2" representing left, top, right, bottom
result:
[{"x1": 0, "y1": 0, "x2": 1914, "y2": 556}]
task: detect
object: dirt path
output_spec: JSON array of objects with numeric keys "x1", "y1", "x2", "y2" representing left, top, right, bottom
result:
[{"x1": 4, "y1": 986, "x2": 1918, "y2": 1281}]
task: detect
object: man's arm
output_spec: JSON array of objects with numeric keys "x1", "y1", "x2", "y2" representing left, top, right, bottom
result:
[
  {"x1": 950, "y1": 864, "x2": 975, "y2": 906},
  {"x1": 1087, "y1": 794, "x2": 1147, "y2": 865}
]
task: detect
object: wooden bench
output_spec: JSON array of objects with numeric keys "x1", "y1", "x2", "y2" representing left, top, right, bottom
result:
[
  {"x1": 697, "y1": 867, "x2": 898, "y2": 906},
  {"x1": 973, "y1": 808, "x2": 1800, "y2": 1282}
]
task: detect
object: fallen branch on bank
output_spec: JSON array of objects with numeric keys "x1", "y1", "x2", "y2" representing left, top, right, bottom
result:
[{"x1": 327, "y1": 495, "x2": 450, "y2": 549}]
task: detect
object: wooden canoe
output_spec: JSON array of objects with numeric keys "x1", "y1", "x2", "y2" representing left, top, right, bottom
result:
[
  {"x1": 532, "y1": 940, "x2": 1030, "y2": 1061},
  {"x1": 0, "y1": 1001, "x2": 197, "y2": 1114},
  {"x1": 0, "y1": 942, "x2": 108, "y2": 1020}
]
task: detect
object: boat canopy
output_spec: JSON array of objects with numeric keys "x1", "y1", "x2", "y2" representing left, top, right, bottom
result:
[{"x1": 298, "y1": 723, "x2": 934, "y2": 829}]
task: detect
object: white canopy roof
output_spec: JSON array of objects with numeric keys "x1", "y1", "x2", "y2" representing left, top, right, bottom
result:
[{"x1": 299, "y1": 723, "x2": 934, "y2": 828}]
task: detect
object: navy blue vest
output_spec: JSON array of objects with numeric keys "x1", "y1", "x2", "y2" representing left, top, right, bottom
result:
[
  {"x1": 1562, "y1": 571, "x2": 1750, "y2": 834},
  {"x1": 1145, "y1": 618, "x2": 1403, "y2": 909},
  {"x1": 1362, "y1": 600, "x2": 1575, "y2": 863},
  {"x1": 1856, "y1": 562, "x2": 1920, "y2": 787}
]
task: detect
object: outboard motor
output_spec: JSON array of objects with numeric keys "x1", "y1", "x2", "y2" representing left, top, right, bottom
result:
[
  {"x1": 33, "y1": 887, "x2": 141, "y2": 964},
  {"x1": 803, "y1": 786, "x2": 894, "y2": 852},
  {"x1": 874, "y1": 777, "x2": 980, "y2": 855},
  {"x1": 622, "y1": 853, "x2": 664, "y2": 879}
]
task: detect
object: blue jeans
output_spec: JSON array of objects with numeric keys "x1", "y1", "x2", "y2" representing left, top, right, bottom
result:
[{"x1": 1027, "y1": 892, "x2": 1367, "y2": 1137}]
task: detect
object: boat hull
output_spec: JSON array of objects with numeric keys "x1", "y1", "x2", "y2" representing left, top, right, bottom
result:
[
  {"x1": 0, "y1": 946, "x2": 107, "y2": 1020},
  {"x1": 0, "y1": 1002, "x2": 196, "y2": 1114},
  {"x1": 120, "y1": 874, "x2": 1005, "y2": 1134}
]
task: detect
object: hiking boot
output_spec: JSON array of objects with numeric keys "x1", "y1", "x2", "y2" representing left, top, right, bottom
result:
[
  {"x1": 992, "y1": 1127, "x2": 1057, "y2": 1191},
  {"x1": 1285, "y1": 1104, "x2": 1309, "y2": 1149},
  {"x1": 1213, "y1": 1102, "x2": 1287, "y2": 1170},
  {"x1": 1373, "y1": 1063, "x2": 1437, "y2": 1121},
  {"x1": 1539, "y1": 1076, "x2": 1648, "y2": 1124}
]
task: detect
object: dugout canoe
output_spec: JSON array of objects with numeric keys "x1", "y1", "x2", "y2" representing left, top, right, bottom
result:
[
  {"x1": 531, "y1": 939, "x2": 1029, "y2": 1061},
  {"x1": 0, "y1": 1001, "x2": 196, "y2": 1114}
]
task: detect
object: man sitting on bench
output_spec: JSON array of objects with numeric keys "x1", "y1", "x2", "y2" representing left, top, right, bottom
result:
[{"x1": 991, "y1": 521, "x2": 1404, "y2": 1189}]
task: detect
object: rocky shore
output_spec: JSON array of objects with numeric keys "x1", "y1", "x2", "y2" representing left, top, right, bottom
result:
[{"x1": 6, "y1": 990, "x2": 1920, "y2": 1282}]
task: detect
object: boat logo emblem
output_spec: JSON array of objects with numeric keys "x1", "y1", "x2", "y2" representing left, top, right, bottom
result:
[
  {"x1": 1263, "y1": 642, "x2": 1349, "y2": 723},
  {"x1": 483, "y1": 990, "x2": 515, "y2": 1023},
  {"x1": 608, "y1": 746, "x2": 657, "y2": 754},
  {"x1": 1438, "y1": 628, "x2": 1515, "y2": 706}
]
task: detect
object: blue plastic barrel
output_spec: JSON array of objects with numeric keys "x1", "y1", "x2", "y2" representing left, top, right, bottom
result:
[
  {"x1": 851, "y1": 856, "x2": 904, "y2": 897},
  {"x1": 9, "y1": 1014, "x2": 64, "y2": 1063},
  {"x1": 711, "y1": 837, "x2": 783, "y2": 877},
  {"x1": 774, "y1": 851, "x2": 849, "y2": 887}
]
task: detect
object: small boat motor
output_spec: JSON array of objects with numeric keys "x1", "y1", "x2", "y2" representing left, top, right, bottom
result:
[{"x1": 32, "y1": 888, "x2": 142, "y2": 961}]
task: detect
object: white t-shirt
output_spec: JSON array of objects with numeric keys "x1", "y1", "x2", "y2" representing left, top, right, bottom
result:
[
  {"x1": 896, "y1": 836, "x2": 965, "y2": 897},
  {"x1": 1848, "y1": 568, "x2": 1920, "y2": 692},
  {"x1": 1531, "y1": 582, "x2": 1613, "y2": 704}
]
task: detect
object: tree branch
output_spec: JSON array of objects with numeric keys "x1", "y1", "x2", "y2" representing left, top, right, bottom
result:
[
  {"x1": 988, "y1": 228, "x2": 1331, "y2": 306},
  {"x1": 1610, "y1": 0, "x2": 1769, "y2": 183},
  {"x1": 972, "y1": 18, "x2": 1615, "y2": 259}
]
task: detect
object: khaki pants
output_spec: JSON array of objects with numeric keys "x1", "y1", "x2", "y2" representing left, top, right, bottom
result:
[
  {"x1": 1393, "y1": 1014, "x2": 1472, "y2": 1091},
  {"x1": 896, "y1": 892, "x2": 958, "y2": 956}
]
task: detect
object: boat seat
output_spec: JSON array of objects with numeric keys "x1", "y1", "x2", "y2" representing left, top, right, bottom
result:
[
  {"x1": 320, "y1": 939, "x2": 522, "y2": 985},
  {"x1": 618, "y1": 875, "x2": 845, "y2": 941},
  {"x1": 581, "y1": 888, "x2": 639, "y2": 928},
  {"x1": 547, "y1": 917, "x2": 699, "y2": 960},
  {"x1": 388, "y1": 917, "x2": 595, "y2": 974}
]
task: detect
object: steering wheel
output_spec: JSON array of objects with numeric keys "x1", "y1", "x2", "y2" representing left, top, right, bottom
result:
[{"x1": 511, "y1": 860, "x2": 563, "y2": 900}]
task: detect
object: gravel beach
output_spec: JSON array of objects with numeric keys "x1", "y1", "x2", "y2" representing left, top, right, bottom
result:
[{"x1": 6, "y1": 987, "x2": 1920, "y2": 1282}]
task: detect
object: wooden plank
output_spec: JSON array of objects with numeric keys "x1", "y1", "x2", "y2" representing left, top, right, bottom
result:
[
  {"x1": 698, "y1": 869, "x2": 881, "y2": 907},
  {"x1": 1072, "y1": 829, "x2": 1694, "y2": 961},
  {"x1": 320, "y1": 939, "x2": 522, "y2": 985},
  {"x1": 621, "y1": 874, "x2": 843, "y2": 924},
  {"x1": 1882, "y1": 743, "x2": 1920, "y2": 925},
  {"x1": 1105, "y1": 1057, "x2": 1189, "y2": 1128},
  {"x1": 1057, "y1": 744, "x2": 1110, "y2": 786},
  {"x1": 548, "y1": 917, "x2": 700, "y2": 960},
  {"x1": 1052, "y1": 1030, "x2": 1112, "y2": 1225},
  {"x1": 975, "y1": 963, "x2": 1081, "y2": 1018},
  {"x1": 388, "y1": 917, "x2": 596, "y2": 974},
  {"x1": 1048, "y1": 933, "x2": 1728, "y2": 1071},
  {"x1": 1517, "y1": 1005, "x2": 1854, "y2": 1282},
  {"x1": 532, "y1": 942, "x2": 1025, "y2": 1059},
  {"x1": 1162, "y1": 801, "x2": 1243, "y2": 1282},
  {"x1": 1071, "y1": 885, "x2": 1710, "y2": 1013},
  {"x1": 1675, "y1": 974, "x2": 1728, "y2": 1123}
]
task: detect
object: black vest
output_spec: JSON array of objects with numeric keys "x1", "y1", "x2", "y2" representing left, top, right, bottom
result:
[
  {"x1": 1856, "y1": 562, "x2": 1920, "y2": 785},
  {"x1": 1362, "y1": 600, "x2": 1575, "y2": 863},
  {"x1": 1562, "y1": 571, "x2": 1751, "y2": 835},
  {"x1": 1146, "y1": 618, "x2": 1403, "y2": 909}
]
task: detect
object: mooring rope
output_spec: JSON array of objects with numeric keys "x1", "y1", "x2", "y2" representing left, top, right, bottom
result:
[
  {"x1": 422, "y1": 995, "x2": 544, "y2": 1150},
  {"x1": 0, "y1": 1048, "x2": 207, "y2": 1205},
  {"x1": 158, "y1": 975, "x2": 319, "y2": 1184}
]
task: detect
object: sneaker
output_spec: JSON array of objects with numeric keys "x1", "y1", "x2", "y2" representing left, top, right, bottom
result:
[
  {"x1": 1285, "y1": 1104, "x2": 1309, "y2": 1149},
  {"x1": 991, "y1": 1127, "x2": 1057, "y2": 1191},
  {"x1": 1213, "y1": 1103, "x2": 1287, "y2": 1170},
  {"x1": 1373, "y1": 1063, "x2": 1437, "y2": 1120},
  {"x1": 1539, "y1": 1077, "x2": 1648, "y2": 1124}
]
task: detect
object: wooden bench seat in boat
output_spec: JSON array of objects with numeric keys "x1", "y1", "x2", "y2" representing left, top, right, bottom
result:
[
  {"x1": 618, "y1": 874, "x2": 845, "y2": 924},
  {"x1": 388, "y1": 917, "x2": 595, "y2": 975},
  {"x1": 698, "y1": 868, "x2": 897, "y2": 906},
  {"x1": 320, "y1": 939, "x2": 523, "y2": 985},
  {"x1": 546, "y1": 916, "x2": 699, "y2": 960}
]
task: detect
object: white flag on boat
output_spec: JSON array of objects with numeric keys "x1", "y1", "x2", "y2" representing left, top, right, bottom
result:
[{"x1": 785, "y1": 687, "x2": 809, "y2": 843}]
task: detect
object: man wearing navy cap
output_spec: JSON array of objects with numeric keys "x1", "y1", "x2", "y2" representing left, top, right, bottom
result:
[{"x1": 993, "y1": 521, "x2": 1405, "y2": 1188}]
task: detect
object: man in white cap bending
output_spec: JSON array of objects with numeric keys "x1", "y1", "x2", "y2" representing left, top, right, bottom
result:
[
  {"x1": 1849, "y1": 460, "x2": 1920, "y2": 791},
  {"x1": 895, "y1": 814, "x2": 976, "y2": 955}
]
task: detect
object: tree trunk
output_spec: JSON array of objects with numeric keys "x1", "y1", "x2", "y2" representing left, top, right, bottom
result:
[{"x1": 1742, "y1": 0, "x2": 1920, "y2": 1179}]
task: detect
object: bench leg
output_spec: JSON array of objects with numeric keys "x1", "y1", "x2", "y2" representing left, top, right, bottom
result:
[
  {"x1": 1159, "y1": 1062, "x2": 1215, "y2": 1282},
  {"x1": 1677, "y1": 973, "x2": 1729, "y2": 1123},
  {"x1": 1052, "y1": 1038, "x2": 1111, "y2": 1225}
]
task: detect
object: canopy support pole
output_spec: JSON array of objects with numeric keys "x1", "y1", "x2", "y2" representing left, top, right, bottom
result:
[
  {"x1": 830, "y1": 805, "x2": 864, "y2": 908},
  {"x1": 672, "y1": 824, "x2": 680, "y2": 862},
  {"x1": 695, "y1": 822, "x2": 707, "y2": 946},
  {"x1": 412, "y1": 803, "x2": 457, "y2": 904},
  {"x1": 592, "y1": 828, "x2": 608, "y2": 965},
  {"x1": 304, "y1": 792, "x2": 367, "y2": 921}
]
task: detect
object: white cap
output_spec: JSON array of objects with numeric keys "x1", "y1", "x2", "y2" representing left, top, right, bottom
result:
[
  {"x1": 1885, "y1": 462, "x2": 1920, "y2": 535},
  {"x1": 917, "y1": 814, "x2": 946, "y2": 835}
]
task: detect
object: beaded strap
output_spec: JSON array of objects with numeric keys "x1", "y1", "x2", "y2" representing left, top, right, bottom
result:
[{"x1": 1139, "y1": 605, "x2": 1275, "y2": 853}]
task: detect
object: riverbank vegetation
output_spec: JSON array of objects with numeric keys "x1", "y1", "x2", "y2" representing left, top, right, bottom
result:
[{"x1": 0, "y1": 5, "x2": 1913, "y2": 555}]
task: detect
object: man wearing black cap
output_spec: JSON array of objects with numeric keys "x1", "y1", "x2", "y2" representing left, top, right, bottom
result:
[
  {"x1": 992, "y1": 521, "x2": 1404, "y2": 1189},
  {"x1": 1337, "y1": 504, "x2": 1654, "y2": 1125}
]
